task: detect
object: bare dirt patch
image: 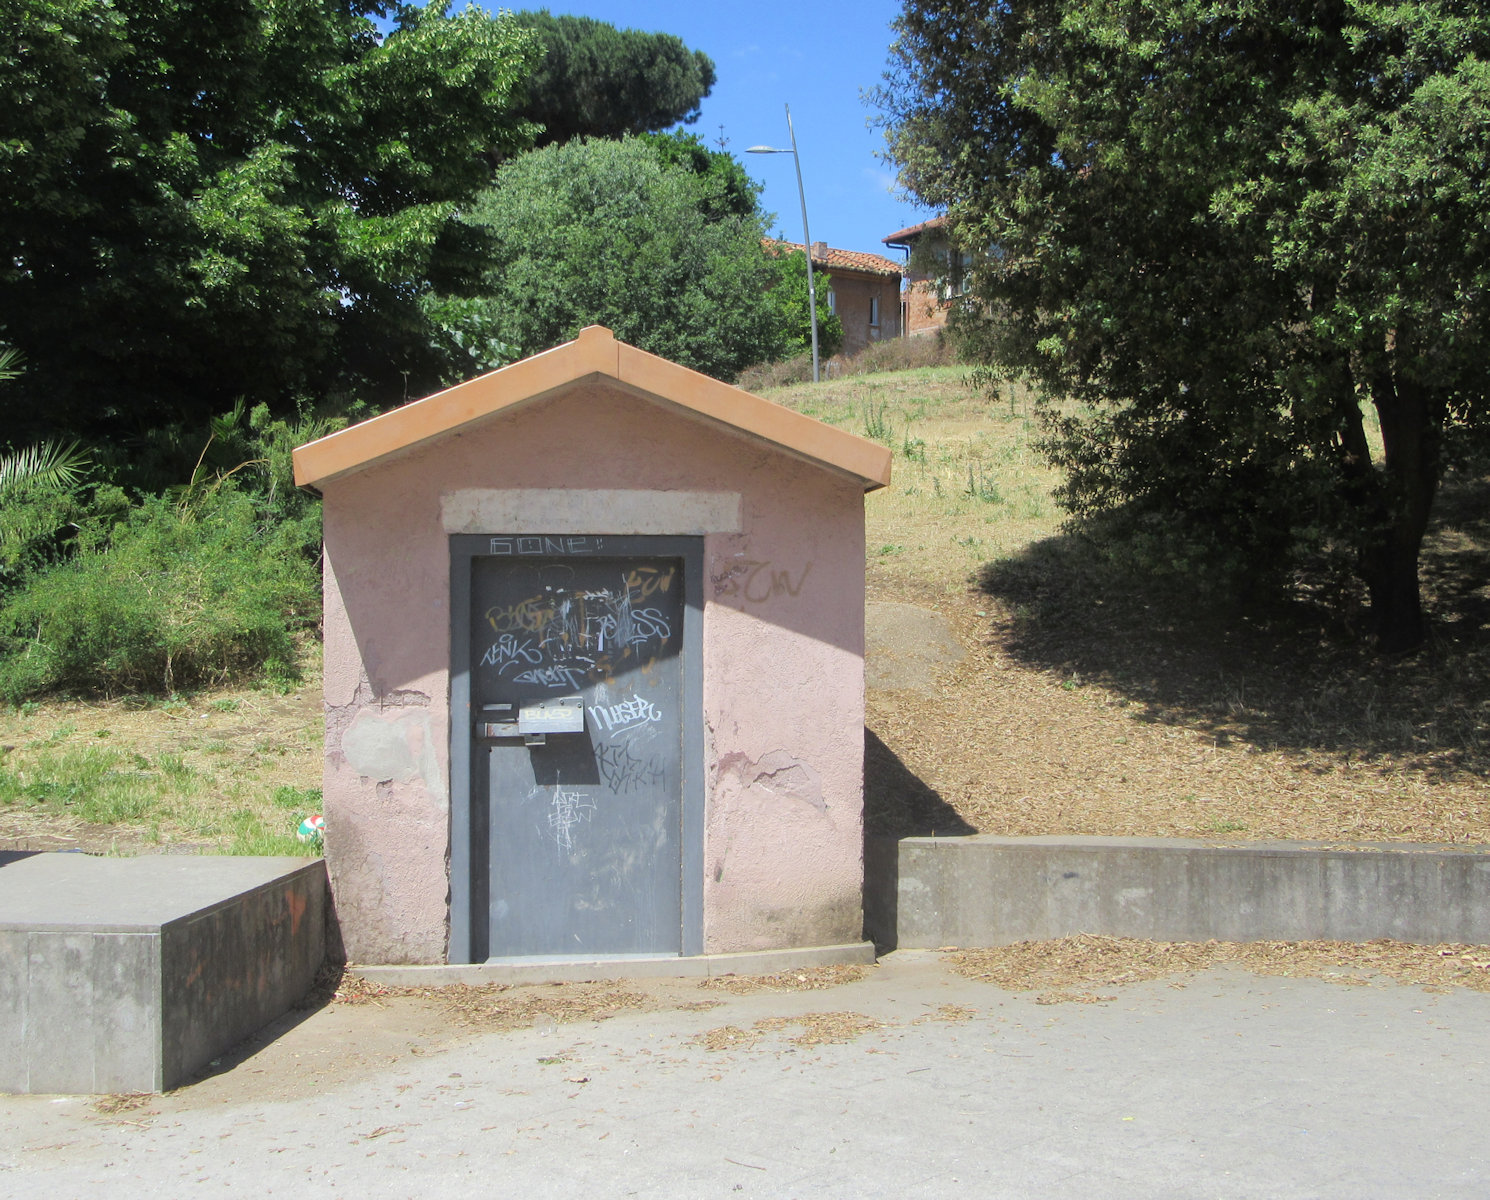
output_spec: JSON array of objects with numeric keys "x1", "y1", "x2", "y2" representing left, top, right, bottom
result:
[{"x1": 946, "y1": 935, "x2": 1490, "y2": 1003}]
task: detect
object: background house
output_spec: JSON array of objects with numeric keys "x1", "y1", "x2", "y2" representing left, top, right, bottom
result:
[
  {"x1": 883, "y1": 217, "x2": 969, "y2": 338},
  {"x1": 772, "y1": 240, "x2": 904, "y2": 355}
]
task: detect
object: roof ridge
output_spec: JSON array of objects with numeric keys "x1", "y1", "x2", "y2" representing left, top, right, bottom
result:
[{"x1": 293, "y1": 327, "x2": 892, "y2": 492}]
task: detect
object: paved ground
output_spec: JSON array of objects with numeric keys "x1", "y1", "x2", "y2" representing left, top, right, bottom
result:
[{"x1": 2, "y1": 951, "x2": 1486, "y2": 1198}]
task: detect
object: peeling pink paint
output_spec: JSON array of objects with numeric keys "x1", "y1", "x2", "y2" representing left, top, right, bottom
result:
[{"x1": 317, "y1": 380, "x2": 867, "y2": 963}]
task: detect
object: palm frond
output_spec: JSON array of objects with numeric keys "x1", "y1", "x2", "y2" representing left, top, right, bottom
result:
[{"x1": 0, "y1": 440, "x2": 90, "y2": 497}]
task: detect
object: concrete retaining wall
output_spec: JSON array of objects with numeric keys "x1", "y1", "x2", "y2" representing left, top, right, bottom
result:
[{"x1": 867, "y1": 835, "x2": 1490, "y2": 950}]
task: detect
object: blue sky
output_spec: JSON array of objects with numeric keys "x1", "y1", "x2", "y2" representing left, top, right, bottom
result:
[{"x1": 480, "y1": 1, "x2": 936, "y2": 260}]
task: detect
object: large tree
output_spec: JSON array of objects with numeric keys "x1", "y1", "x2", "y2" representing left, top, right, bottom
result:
[
  {"x1": 509, "y1": 10, "x2": 716, "y2": 147},
  {"x1": 0, "y1": 0, "x2": 537, "y2": 442},
  {"x1": 879, "y1": 0, "x2": 1490, "y2": 650},
  {"x1": 461, "y1": 135, "x2": 794, "y2": 381}
]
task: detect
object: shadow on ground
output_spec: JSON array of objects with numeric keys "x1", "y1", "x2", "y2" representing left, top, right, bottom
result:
[
  {"x1": 864, "y1": 726, "x2": 975, "y2": 840},
  {"x1": 973, "y1": 473, "x2": 1490, "y2": 780},
  {"x1": 862, "y1": 728, "x2": 973, "y2": 952}
]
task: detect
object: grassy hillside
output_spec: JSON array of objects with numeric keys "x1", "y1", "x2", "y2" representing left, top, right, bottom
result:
[
  {"x1": 1, "y1": 363, "x2": 1486, "y2": 853},
  {"x1": 764, "y1": 366, "x2": 1490, "y2": 846}
]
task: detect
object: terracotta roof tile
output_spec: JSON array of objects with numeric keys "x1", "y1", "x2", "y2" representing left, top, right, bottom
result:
[
  {"x1": 765, "y1": 239, "x2": 904, "y2": 277},
  {"x1": 882, "y1": 216, "x2": 947, "y2": 245}
]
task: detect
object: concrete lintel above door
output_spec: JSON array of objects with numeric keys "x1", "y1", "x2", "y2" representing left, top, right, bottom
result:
[{"x1": 441, "y1": 489, "x2": 741, "y2": 536}]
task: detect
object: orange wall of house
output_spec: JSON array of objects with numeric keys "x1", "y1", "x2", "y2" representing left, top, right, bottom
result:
[
  {"x1": 828, "y1": 271, "x2": 902, "y2": 355},
  {"x1": 902, "y1": 278, "x2": 949, "y2": 337}
]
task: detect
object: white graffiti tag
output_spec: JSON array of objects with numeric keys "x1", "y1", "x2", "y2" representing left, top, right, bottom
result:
[
  {"x1": 547, "y1": 787, "x2": 596, "y2": 852},
  {"x1": 480, "y1": 633, "x2": 544, "y2": 673},
  {"x1": 512, "y1": 664, "x2": 590, "y2": 690},
  {"x1": 588, "y1": 695, "x2": 663, "y2": 734}
]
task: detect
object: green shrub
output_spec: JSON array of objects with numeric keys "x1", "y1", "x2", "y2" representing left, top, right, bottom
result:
[{"x1": 0, "y1": 485, "x2": 319, "y2": 701}]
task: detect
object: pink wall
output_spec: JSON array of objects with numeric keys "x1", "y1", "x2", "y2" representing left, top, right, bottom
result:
[{"x1": 320, "y1": 381, "x2": 866, "y2": 963}]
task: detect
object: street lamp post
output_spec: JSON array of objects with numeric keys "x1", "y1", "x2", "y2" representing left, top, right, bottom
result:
[{"x1": 749, "y1": 104, "x2": 820, "y2": 384}]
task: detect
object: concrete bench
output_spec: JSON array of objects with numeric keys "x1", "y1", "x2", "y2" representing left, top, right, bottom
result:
[{"x1": 0, "y1": 854, "x2": 326, "y2": 1094}]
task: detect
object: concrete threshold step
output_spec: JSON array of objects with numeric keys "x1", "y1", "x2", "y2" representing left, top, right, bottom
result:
[{"x1": 356, "y1": 941, "x2": 876, "y2": 987}]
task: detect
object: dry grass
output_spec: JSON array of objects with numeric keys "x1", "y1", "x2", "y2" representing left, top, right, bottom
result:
[
  {"x1": 321, "y1": 965, "x2": 873, "y2": 1041},
  {"x1": 913, "y1": 1003, "x2": 978, "y2": 1024},
  {"x1": 688, "y1": 1024, "x2": 762, "y2": 1052},
  {"x1": 0, "y1": 658, "x2": 324, "y2": 855},
  {"x1": 432, "y1": 983, "x2": 654, "y2": 1030},
  {"x1": 691, "y1": 1011, "x2": 885, "y2": 1051},
  {"x1": 946, "y1": 935, "x2": 1490, "y2": 1003},
  {"x1": 90, "y1": 1092, "x2": 155, "y2": 1116}
]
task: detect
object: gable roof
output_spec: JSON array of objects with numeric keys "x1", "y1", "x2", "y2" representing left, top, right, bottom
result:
[
  {"x1": 292, "y1": 326, "x2": 892, "y2": 491},
  {"x1": 883, "y1": 216, "x2": 947, "y2": 247},
  {"x1": 766, "y1": 239, "x2": 903, "y2": 278}
]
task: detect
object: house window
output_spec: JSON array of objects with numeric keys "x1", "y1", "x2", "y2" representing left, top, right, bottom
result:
[
  {"x1": 827, "y1": 288, "x2": 837, "y2": 315},
  {"x1": 869, "y1": 296, "x2": 880, "y2": 327}
]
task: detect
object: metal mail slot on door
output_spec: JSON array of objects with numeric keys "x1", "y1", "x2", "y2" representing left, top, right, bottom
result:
[{"x1": 477, "y1": 697, "x2": 585, "y2": 746}]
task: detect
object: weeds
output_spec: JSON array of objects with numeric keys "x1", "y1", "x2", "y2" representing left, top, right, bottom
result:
[
  {"x1": 0, "y1": 701, "x2": 324, "y2": 855},
  {"x1": 966, "y1": 463, "x2": 1001, "y2": 504}
]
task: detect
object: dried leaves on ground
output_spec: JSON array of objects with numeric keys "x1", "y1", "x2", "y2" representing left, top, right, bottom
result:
[
  {"x1": 946, "y1": 935, "x2": 1490, "y2": 1002},
  {"x1": 698, "y1": 964, "x2": 868, "y2": 995},
  {"x1": 324, "y1": 962, "x2": 873, "y2": 1034},
  {"x1": 692, "y1": 1012, "x2": 884, "y2": 1051},
  {"x1": 90, "y1": 1092, "x2": 154, "y2": 1116}
]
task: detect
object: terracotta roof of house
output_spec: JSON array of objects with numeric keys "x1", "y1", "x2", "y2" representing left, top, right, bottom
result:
[
  {"x1": 292, "y1": 326, "x2": 892, "y2": 491},
  {"x1": 766, "y1": 239, "x2": 903, "y2": 277},
  {"x1": 882, "y1": 216, "x2": 947, "y2": 245}
]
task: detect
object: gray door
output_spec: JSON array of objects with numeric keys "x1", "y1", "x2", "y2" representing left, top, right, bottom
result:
[{"x1": 471, "y1": 552, "x2": 685, "y2": 957}]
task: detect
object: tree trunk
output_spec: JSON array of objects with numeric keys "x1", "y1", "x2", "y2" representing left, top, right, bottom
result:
[
  {"x1": 1359, "y1": 355, "x2": 1442, "y2": 653},
  {"x1": 1360, "y1": 528, "x2": 1427, "y2": 652}
]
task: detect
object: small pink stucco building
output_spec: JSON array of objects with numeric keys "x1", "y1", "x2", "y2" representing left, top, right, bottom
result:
[{"x1": 292, "y1": 327, "x2": 891, "y2": 965}]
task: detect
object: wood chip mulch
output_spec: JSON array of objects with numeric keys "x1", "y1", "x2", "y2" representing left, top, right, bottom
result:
[
  {"x1": 698, "y1": 964, "x2": 869, "y2": 995},
  {"x1": 946, "y1": 934, "x2": 1490, "y2": 1003},
  {"x1": 692, "y1": 1012, "x2": 886, "y2": 1051}
]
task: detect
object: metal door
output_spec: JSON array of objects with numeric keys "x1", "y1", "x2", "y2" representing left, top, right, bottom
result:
[{"x1": 468, "y1": 546, "x2": 686, "y2": 958}]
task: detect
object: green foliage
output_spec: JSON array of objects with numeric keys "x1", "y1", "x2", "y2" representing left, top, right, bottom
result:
[
  {"x1": 0, "y1": 437, "x2": 93, "y2": 592},
  {"x1": 510, "y1": 10, "x2": 715, "y2": 147},
  {"x1": 879, "y1": 0, "x2": 1490, "y2": 649},
  {"x1": 462, "y1": 136, "x2": 791, "y2": 380},
  {"x1": 0, "y1": 483, "x2": 319, "y2": 702},
  {"x1": 0, "y1": 440, "x2": 89, "y2": 498},
  {"x1": 767, "y1": 249, "x2": 844, "y2": 362},
  {"x1": 272, "y1": 784, "x2": 322, "y2": 811},
  {"x1": 0, "y1": 1, "x2": 539, "y2": 443},
  {"x1": 641, "y1": 130, "x2": 761, "y2": 220}
]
